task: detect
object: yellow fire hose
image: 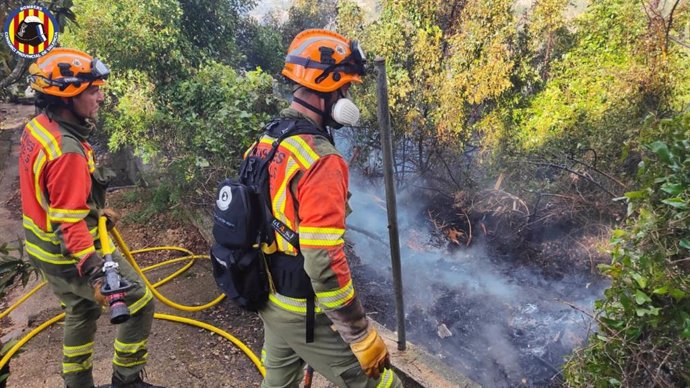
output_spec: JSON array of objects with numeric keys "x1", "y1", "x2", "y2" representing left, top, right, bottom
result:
[{"x1": 0, "y1": 217, "x2": 265, "y2": 378}]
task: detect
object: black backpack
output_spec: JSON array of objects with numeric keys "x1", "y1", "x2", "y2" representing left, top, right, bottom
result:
[{"x1": 210, "y1": 119, "x2": 331, "y2": 311}]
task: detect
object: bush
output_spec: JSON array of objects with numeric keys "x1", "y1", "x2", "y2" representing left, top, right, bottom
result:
[
  {"x1": 0, "y1": 242, "x2": 37, "y2": 387},
  {"x1": 60, "y1": 0, "x2": 286, "y2": 206},
  {"x1": 0, "y1": 241, "x2": 37, "y2": 299},
  {"x1": 564, "y1": 110, "x2": 690, "y2": 386},
  {"x1": 156, "y1": 62, "x2": 284, "y2": 200}
]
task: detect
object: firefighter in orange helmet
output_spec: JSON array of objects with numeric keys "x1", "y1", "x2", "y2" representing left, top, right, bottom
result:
[
  {"x1": 20, "y1": 48, "x2": 162, "y2": 388},
  {"x1": 252, "y1": 29, "x2": 402, "y2": 387}
]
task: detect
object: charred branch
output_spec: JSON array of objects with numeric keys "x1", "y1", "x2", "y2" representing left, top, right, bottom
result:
[
  {"x1": 410, "y1": 184, "x2": 455, "y2": 200},
  {"x1": 526, "y1": 161, "x2": 618, "y2": 198},
  {"x1": 565, "y1": 154, "x2": 628, "y2": 189},
  {"x1": 436, "y1": 151, "x2": 463, "y2": 191},
  {"x1": 347, "y1": 224, "x2": 388, "y2": 247}
]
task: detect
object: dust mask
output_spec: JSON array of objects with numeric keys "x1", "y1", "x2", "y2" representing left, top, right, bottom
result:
[{"x1": 331, "y1": 98, "x2": 360, "y2": 127}]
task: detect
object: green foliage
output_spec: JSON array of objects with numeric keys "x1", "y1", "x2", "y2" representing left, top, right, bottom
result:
[
  {"x1": 61, "y1": 0, "x2": 191, "y2": 81},
  {"x1": 120, "y1": 185, "x2": 180, "y2": 224},
  {"x1": 24, "y1": 2, "x2": 690, "y2": 383},
  {"x1": 564, "y1": 111, "x2": 690, "y2": 386},
  {"x1": 178, "y1": 0, "x2": 254, "y2": 67},
  {"x1": 369, "y1": 0, "x2": 517, "y2": 134},
  {"x1": 337, "y1": 0, "x2": 519, "y2": 182},
  {"x1": 475, "y1": 0, "x2": 649, "y2": 169},
  {"x1": 515, "y1": 0, "x2": 646, "y2": 153},
  {"x1": 337, "y1": 3, "x2": 690, "y2": 383},
  {"x1": 0, "y1": 241, "x2": 37, "y2": 299},
  {"x1": 60, "y1": 0, "x2": 284, "y2": 202},
  {"x1": 489, "y1": 0, "x2": 688, "y2": 174},
  {"x1": 105, "y1": 62, "x2": 281, "y2": 202},
  {"x1": 101, "y1": 70, "x2": 158, "y2": 160},
  {"x1": 474, "y1": 0, "x2": 688, "y2": 214},
  {"x1": 237, "y1": 18, "x2": 286, "y2": 75},
  {"x1": 159, "y1": 62, "x2": 282, "y2": 190}
]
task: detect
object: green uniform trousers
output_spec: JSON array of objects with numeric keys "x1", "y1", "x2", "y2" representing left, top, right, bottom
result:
[
  {"x1": 259, "y1": 301, "x2": 402, "y2": 388},
  {"x1": 30, "y1": 251, "x2": 155, "y2": 388}
]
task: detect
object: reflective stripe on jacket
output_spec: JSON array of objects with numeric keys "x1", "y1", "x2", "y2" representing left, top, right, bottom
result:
[
  {"x1": 254, "y1": 109, "x2": 370, "y2": 343},
  {"x1": 19, "y1": 112, "x2": 99, "y2": 270}
]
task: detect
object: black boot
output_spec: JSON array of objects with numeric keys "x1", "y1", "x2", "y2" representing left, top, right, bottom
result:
[{"x1": 110, "y1": 371, "x2": 165, "y2": 388}]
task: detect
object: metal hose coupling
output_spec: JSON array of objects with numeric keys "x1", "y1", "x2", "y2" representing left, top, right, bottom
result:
[
  {"x1": 100, "y1": 257, "x2": 134, "y2": 324},
  {"x1": 98, "y1": 216, "x2": 134, "y2": 324}
]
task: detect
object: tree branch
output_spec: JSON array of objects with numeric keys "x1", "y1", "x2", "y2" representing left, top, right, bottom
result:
[
  {"x1": 566, "y1": 154, "x2": 628, "y2": 189},
  {"x1": 347, "y1": 224, "x2": 388, "y2": 246},
  {"x1": 526, "y1": 161, "x2": 619, "y2": 197},
  {"x1": 436, "y1": 150, "x2": 463, "y2": 191},
  {"x1": 669, "y1": 35, "x2": 690, "y2": 49},
  {"x1": 664, "y1": 0, "x2": 681, "y2": 53},
  {"x1": 0, "y1": 58, "x2": 29, "y2": 90}
]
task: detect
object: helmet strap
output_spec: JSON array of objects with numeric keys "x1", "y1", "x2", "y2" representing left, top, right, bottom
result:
[
  {"x1": 292, "y1": 95, "x2": 323, "y2": 117},
  {"x1": 293, "y1": 87, "x2": 342, "y2": 130},
  {"x1": 322, "y1": 92, "x2": 338, "y2": 128}
]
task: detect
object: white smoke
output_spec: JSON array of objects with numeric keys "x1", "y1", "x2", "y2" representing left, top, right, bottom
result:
[{"x1": 337, "y1": 130, "x2": 607, "y2": 386}]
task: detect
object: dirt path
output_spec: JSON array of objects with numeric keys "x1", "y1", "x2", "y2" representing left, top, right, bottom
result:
[
  {"x1": 0, "y1": 104, "x2": 265, "y2": 387},
  {"x1": 0, "y1": 103, "x2": 32, "y2": 242}
]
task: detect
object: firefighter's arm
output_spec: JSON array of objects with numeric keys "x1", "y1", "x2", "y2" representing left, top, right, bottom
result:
[
  {"x1": 45, "y1": 152, "x2": 97, "y2": 271},
  {"x1": 297, "y1": 155, "x2": 390, "y2": 378}
]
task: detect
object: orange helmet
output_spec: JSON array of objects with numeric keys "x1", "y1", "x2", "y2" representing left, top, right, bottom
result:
[
  {"x1": 29, "y1": 48, "x2": 109, "y2": 97},
  {"x1": 282, "y1": 29, "x2": 365, "y2": 93}
]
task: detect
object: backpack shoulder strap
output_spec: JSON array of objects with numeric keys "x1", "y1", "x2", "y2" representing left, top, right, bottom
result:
[
  {"x1": 242, "y1": 119, "x2": 302, "y2": 248},
  {"x1": 242, "y1": 118, "x2": 334, "y2": 250},
  {"x1": 266, "y1": 118, "x2": 334, "y2": 145}
]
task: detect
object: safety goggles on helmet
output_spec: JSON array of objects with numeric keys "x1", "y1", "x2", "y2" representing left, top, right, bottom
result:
[
  {"x1": 87, "y1": 58, "x2": 110, "y2": 81},
  {"x1": 32, "y1": 58, "x2": 108, "y2": 88},
  {"x1": 70, "y1": 58, "x2": 110, "y2": 82},
  {"x1": 350, "y1": 41, "x2": 366, "y2": 75},
  {"x1": 30, "y1": 48, "x2": 110, "y2": 97},
  {"x1": 314, "y1": 40, "x2": 366, "y2": 84}
]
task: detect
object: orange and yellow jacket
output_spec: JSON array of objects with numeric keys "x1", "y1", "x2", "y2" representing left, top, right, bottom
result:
[
  {"x1": 253, "y1": 108, "x2": 370, "y2": 343},
  {"x1": 19, "y1": 111, "x2": 106, "y2": 277}
]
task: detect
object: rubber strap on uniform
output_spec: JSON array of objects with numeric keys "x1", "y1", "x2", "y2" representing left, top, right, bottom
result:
[{"x1": 306, "y1": 293, "x2": 315, "y2": 343}]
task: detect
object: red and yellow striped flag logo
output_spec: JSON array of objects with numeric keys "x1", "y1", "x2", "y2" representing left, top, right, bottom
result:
[{"x1": 3, "y1": 5, "x2": 59, "y2": 59}]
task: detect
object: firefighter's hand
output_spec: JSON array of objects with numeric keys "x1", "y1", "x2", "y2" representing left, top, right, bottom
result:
[
  {"x1": 350, "y1": 328, "x2": 391, "y2": 379},
  {"x1": 77, "y1": 252, "x2": 105, "y2": 283},
  {"x1": 101, "y1": 208, "x2": 120, "y2": 230}
]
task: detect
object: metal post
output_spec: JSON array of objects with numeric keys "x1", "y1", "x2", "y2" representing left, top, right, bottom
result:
[{"x1": 374, "y1": 57, "x2": 406, "y2": 351}]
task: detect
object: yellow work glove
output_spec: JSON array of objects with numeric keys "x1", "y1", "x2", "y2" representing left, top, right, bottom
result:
[{"x1": 350, "y1": 328, "x2": 391, "y2": 379}]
